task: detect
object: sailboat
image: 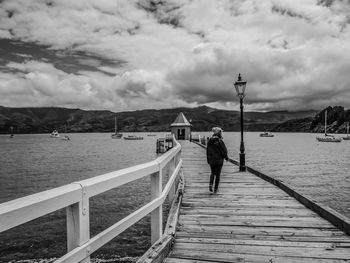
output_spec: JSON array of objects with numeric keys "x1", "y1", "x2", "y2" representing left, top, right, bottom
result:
[
  {"x1": 10, "y1": 126, "x2": 14, "y2": 138},
  {"x1": 316, "y1": 109, "x2": 341, "y2": 142},
  {"x1": 111, "y1": 115, "x2": 123, "y2": 139},
  {"x1": 61, "y1": 123, "x2": 70, "y2": 141},
  {"x1": 343, "y1": 122, "x2": 350, "y2": 140}
]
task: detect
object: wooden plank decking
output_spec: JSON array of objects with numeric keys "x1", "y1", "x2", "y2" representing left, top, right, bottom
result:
[{"x1": 163, "y1": 141, "x2": 350, "y2": 263}]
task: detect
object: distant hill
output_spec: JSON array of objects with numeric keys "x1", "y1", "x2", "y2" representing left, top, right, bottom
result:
[
  {"x1": 0, "y1": 105, "x2": 318, "y2": 134},
  {"x1": 272, "y1": 106, "x2": 350, "y2": 133}
]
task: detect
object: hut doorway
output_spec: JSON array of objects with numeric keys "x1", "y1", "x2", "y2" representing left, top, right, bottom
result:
[{"x1": 177, "y1": 129, "x2": 185, "y2": 140}]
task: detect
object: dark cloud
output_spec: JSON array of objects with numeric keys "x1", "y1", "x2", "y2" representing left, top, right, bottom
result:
[
  {"x1": 0, "y1": 39, "x2": 125, "y2": 76},
  {"x1": 271, "y1": 5, "x2": 310, "y2": 22},
  {"x1": 317, "y1": 0, "x2": 335, "y2": 7}
]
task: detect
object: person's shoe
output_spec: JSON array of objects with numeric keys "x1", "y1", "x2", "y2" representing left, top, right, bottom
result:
[
  {"x1": 214, "y1": 188, "x2": 218, "y2": 193},
  {"x1": 209, "y1": 185, "x2": 213, "y2": 193}
]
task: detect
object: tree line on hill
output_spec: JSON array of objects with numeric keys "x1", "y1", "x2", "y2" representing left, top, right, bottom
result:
[{"x1": 0, "y1": 105, "x2": 348, "y2": 134}]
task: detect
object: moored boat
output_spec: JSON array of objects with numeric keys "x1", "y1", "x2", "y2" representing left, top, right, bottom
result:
[
  {"x1": 124, "y1": 135, "x2": 144, "y2": 140},
  {"x1": 260, "y1": 131, "x2": 274, "y2": 137},
  {"x1": 62, "y1": 135, "x2": 70, "y2": 141},
  {"x1": 50, "y1": 130, "x2": 60, "y2": 138},
  {"x1": 316, "y1": 136, "x2": 342, "y2": 142},
  {"x1": 316, "y1": 109, "x2": 341, "y2": 142},
  {"x1": 112, "y1": 133, "x2": 123, "y2": 139},
  {"x1": 111, "y1": 115, "x2": 123, "y2": 139},
  {"x1": 61, "y1": 123, "x2": 70, "y2": 141},
  {"x1": 10, "y1": 126, "x2": 14, "y2": 138}
]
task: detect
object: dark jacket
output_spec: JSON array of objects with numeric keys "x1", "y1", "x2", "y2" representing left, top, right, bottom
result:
[{"x1": 206, "y1": 135, "x2": 228, "y2": 165}]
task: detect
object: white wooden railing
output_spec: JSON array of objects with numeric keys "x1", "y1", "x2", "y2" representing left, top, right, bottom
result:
[{"x1": 0, "y1": 135, "x2": 182, "y2": 263}]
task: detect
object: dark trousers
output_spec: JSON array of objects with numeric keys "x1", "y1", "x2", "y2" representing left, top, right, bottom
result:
[{"x1": 209, "y1": 164, "x2": 223, "y2": 190}]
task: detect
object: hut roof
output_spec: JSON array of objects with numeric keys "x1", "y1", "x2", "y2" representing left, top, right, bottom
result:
[{"x1": 170, "y1": 112, "x2": 191, "y2": 127}]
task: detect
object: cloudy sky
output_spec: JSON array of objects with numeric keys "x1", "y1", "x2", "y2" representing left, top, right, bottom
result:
[{"x1": 0, "y1": 0, "x2": 350, "y2": 112}]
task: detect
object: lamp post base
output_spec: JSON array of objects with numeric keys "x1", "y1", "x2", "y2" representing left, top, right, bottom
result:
[
  {"x1": 239, "y1": 153, "x2": 246, "y2": 172},
  {"x1": 239, "y1": 166, "x2": 246, "y2": 172}
]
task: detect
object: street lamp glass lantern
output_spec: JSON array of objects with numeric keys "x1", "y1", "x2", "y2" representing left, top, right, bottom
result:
[{"x1": 234, "y1": 73, "x2": 246, "y2": 99}]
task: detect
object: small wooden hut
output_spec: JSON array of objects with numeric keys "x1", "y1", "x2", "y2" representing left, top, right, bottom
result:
[{"x1": 170, "y1": 112, "x2": 191, "y2": 140}]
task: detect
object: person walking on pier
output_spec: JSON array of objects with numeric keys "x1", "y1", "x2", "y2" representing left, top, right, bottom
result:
[{"x1": 206, "y1": 127, "x2": 228, "y2": 193}]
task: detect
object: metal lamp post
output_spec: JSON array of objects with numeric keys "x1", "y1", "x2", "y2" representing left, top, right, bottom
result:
[
  {"x1": 234, "y1": 73, "x2": 247, "y2": 172},
  {"x1": 189, "y1": 119, "x2": 192, "y2": 142}
]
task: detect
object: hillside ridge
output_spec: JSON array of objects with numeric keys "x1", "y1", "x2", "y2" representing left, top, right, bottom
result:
[
  {"x1": 0, "y1": 105, "x2": 318, "y2": 134},
  {"x1": 272, "y1": 106, "x2": 350, "y2": 133}
]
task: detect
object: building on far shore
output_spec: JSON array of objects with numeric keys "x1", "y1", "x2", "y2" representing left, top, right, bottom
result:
[{"x1": 170, "y1": 112, "x2": 191, "y2": 140}]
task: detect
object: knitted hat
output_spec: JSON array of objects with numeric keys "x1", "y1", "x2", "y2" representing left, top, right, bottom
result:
[{"x1": 212, "y1": 127, "x2": 223, "y2": 135}]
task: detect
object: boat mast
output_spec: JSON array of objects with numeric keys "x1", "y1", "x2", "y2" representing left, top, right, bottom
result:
[
  {"x1": 115, "y1": 116, "x2": 117, "y2": 134},
  {"x1": 324, "y1": 109, "x2": 327, "y2": 136},
  {"x1": 347, "y1": 122, "x2": 349, "y2": 135}
]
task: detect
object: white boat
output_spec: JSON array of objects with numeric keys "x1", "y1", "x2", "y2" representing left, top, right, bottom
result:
[
  {"x1": 260, "y1": 131, "x2": 274, "y2": 137},
  {"x1": 111, "y1": 115, "x2": 123, "y2": 139},
  {"x1": 50, "y1": 130, "x2": 60, "y2": 138},
  {"x1": 112, "y1": 133, "x2": 123, "y2": 139},
  {"x1": 316, "y1": 109, "x2": 341, "y2": 142},
  {"x1": 316, "y1": 136, "x2": 341, "y2": 142},
  {"x1": 343, "y1": 122, "x2": 350, "y2": 140},
  {"x1": 124, "y1": 135, "x2": 144, "y2": 140}
]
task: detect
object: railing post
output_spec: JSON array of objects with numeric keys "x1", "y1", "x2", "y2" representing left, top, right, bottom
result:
[
  {"x1": 66, "y1": 184, "x2": 90, "y2": 263},
  {"x1": 168, "y1": 157, "x2": 176, "y2": 204},
  {"x1": 175, "y1": 152, "x2": 181, "y2": 191},
  {"x1": 151, "y1": 169, "x2": 162, "y2": 244}
]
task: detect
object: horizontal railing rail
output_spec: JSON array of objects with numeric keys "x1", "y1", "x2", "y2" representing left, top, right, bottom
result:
[{"x1": 0, "y1": 135, "x2": 182, "y2": 263}]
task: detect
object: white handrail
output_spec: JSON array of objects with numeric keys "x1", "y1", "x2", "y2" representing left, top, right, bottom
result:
[
  {"x1": 0, "y1": 184, "x2": 82, "y2": 232},
  {"x1": 0, "y1": 135, "x2": 182, "y2": 263},
  {"x1": 56, "y1": 159, "x2": 183, "y2": 263}
]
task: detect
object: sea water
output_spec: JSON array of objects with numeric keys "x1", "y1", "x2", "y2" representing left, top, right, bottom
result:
[
  {"x1": 1, "y1": 132, "x2": 349, "y2": 261},
  {"x1": 0, "y1": 133, "x2": 159, "y2": 262},
  {"x1": 226, "y1": 132, "x2": 350, "y2": 219}
]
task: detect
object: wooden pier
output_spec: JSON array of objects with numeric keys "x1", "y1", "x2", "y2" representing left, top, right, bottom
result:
[
  {"x1": 1, "y1": 139, "x2": 350, "y2": 262},
  {"x1": 159, "y1": 141, "x2": 350, "y2": 262}
]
